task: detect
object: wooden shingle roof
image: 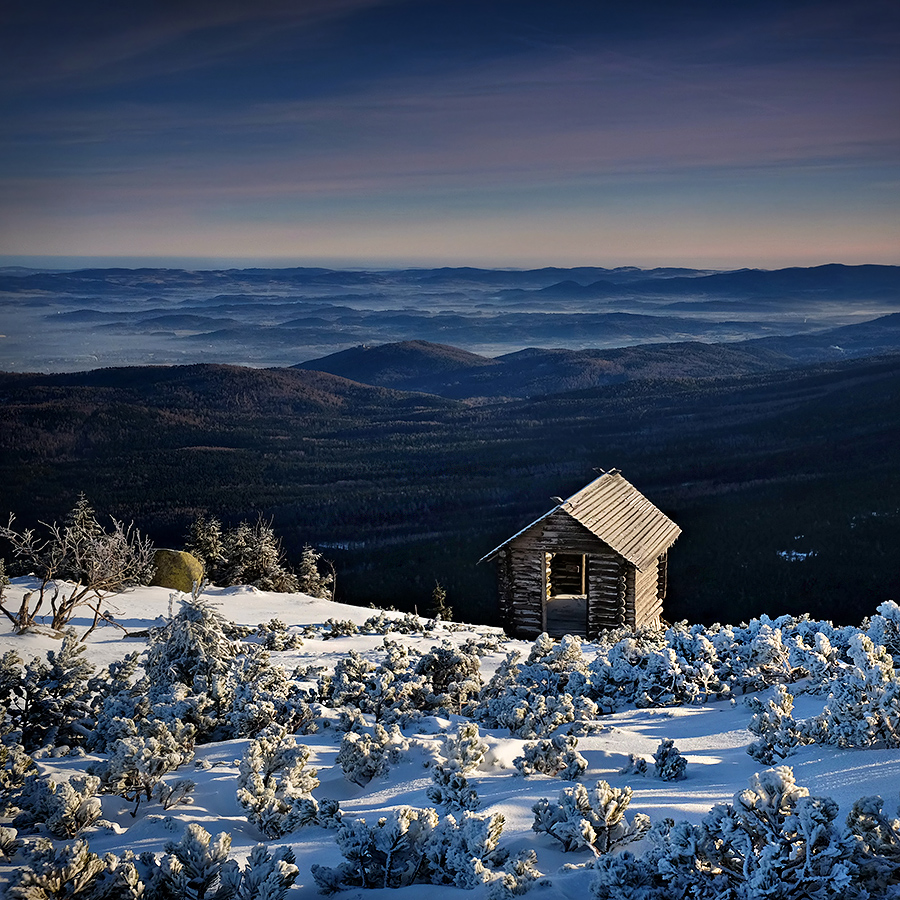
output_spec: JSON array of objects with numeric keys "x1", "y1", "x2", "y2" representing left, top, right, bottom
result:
[{"x1": 480, "y1": 470, "x2": 680, "y2": 571}]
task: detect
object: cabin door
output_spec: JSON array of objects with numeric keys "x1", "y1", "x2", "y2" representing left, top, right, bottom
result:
[{"x1": 543, "y1": 552, "x2": 588, "y2": 637}]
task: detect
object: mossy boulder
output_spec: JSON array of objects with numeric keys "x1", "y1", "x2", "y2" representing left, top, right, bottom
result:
[{"x1": 151, "y1": 549, "x2": 204, "y2": 593}]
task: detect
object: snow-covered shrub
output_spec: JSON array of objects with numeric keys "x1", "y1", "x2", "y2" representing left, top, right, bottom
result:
[
  {"x1": 488, "y1": 849, "x2": 547, "y2": 898},
  {"x1": 640, "y1": 766, "x2": 858, "y2": 899},
  {"x1": 0, "y1": 633, "x2": 95, "y2": 751},
  {"x1": 8, "y1": 838, "x2": 143, "y2": 899},
  {"x1": 471, "y1": 648, "x2": 598, "y2": 738},
  {"x1": 439, "y1": 722, "x2": 488, "y2": 773},
  {"x1": 789, "y1": 631, "x2": 841, "y2": 693},
  {"x1": 140, "y1": 822, "x2": 238, "y2": 899},
  {"x1": 427, "y1": 722, "x2": 487, "y2": 811},
  {"x1": 13, "y1": 773, "x2": 102, "y2": 838},
  {"x1": 0, "y1": 825, "x2": 21, "y2": 859},
  {"x1": 336, "y1": 723, "x2": 409, "y2": 786},
  {"x1": 514, "y1": 735, "x2": 587, "y2": 780},
  {"x1": 91, "y1": 719, "x2": 196, "y2": 816},
  {"x1": 811, "y1": 632, "x2": 900, "y2": 748},
  {"x1": 652, "y1": 739, "x2": 687, "y2": 781},
  {"x1": 589, "y1": 851, "x2": 658, "y2": 900},
  {"x1": 846, "y1": 793, "x2": 900, "y2": 887},
  {"x1": 619, "y1": 754, "x2": 648, "y2": 776},
  {"x1": 256, "y1": 618, "x2": 304, "y2": 650},
  {"x1": 414, "y1": 643, "x2": 482, "y2": 713},
  {"x1": 532, "y1": 780, "x2": 650, "y2": 855},
  {"x1": 322, "y1": 618, "x2": 359, "y2": 639},
  {"x1": 236, "y1": 725, "x2": 320, "y2": 838},
  {"x1": 0, "y1": 742, "x2": 36, "y2": 810},
  {"x1": 145, "y1": 593, "x2": 240, "y2": 688},
  {"x1": 311, "y1": 807, "x2": 507, "y2": 892},
  {"x1": 224, "y1": 647, "x2": 317, "y2": 738},
  {"x1": 427, "y1": 765, "x2": 480, "y2": 812},
  {"x1": 867, "y1": 600, "x2": 900, "y2": 665},
  {"x1": 154, "y1": 777, "x2": 195, "y2": 811},
  {"x1": 746, "y1": 684, "x2": 811, "y2": 763}
]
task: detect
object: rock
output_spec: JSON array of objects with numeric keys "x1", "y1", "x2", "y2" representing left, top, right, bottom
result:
[{"x1": 151, "y1": 549, "x2": 204, "y2": 593}]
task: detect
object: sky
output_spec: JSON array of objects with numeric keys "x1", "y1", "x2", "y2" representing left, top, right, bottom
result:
[{"x1": 0, "y1": 0, "x2": 898, "y2": 270}]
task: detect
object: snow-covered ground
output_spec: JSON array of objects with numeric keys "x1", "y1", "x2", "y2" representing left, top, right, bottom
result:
[{"x1": 1, "y1": 578, "x2": 899, "y2": 898}]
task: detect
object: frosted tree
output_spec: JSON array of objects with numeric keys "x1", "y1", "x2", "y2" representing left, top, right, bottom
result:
[
  {"x1": 185, "y1": 515, "x2": 226, "y2": 579},
  {"x1": 0, "y1": 501, "x2": 154, "y2": 633},
  {"x1": 145, "y1": 593, "x2": 239, "y2": 688},
  {"x1": 652, "y1": 739, "x2": 687, "y2": 781},
  {"x1": 296, "y1": 545, "x2": 333, "y2": 599}
]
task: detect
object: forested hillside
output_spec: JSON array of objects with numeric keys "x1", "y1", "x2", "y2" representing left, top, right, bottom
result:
[{"x1": 1, "y1": 352, "x2": 898, "y2": 625}]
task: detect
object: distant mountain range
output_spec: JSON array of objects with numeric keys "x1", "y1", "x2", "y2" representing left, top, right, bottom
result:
[
  {"x1": 3, "y1": 262, "x2": 898, "y2": 373},
  {"x1": 293, "y1": 312, "x2": 900, "y2": 399}
]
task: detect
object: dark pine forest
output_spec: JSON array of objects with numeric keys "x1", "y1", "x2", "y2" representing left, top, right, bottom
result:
[{"x1": 1, "y1": 350, "x2": 898, "y2": 627}]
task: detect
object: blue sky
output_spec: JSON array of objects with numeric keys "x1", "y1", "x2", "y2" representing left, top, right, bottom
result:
[{"x1": 1, "y1": 0, "x2": 898, "y2": 269}]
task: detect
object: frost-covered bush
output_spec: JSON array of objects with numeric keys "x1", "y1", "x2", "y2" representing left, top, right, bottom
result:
[
  {"x1": 256, "y1": 618, "x2": 304, "y2": 650},
  {"x1": 619, "y1": 754, "x2": 648, "y2": 776},
  {"x1": 414, "y1": 643, "x2": 482, "y2": 713},
  {"x1": 746, "y1": 684, "x2": 811, "y2": 763},
  {"x1": 8, "y1": 838, "x2": 143, "y2": 899},
  {"x1": 0, "y1": 743, "x2": 36, "y2": 811},
  {"x1": 236, "y1": 725, "x2": 320, "y2": 838},
  {"x1": 866, "y1": 600, "x2": 900, "y2": 665},
  {"x1": 133, "y1": 823, "x2": 301, "y2": 900},
  {"x1": 91, "y1": 719, "x2": 195, "y2": 815},
  {"x1": 532, "y1": 780, "x2": 650, "y2": 855},
  {"x1": 651, "y1": 766, "x2": 860, "y2": 899},
  {"x1": 0, "y1": 497, "x2": 154, "y2": 632},
  {"x1": 652, "y1": 739, "x2": 687, "y2": 781},
  {"x1": 846, "y1": 793, "x2": 900, "y2": 887},
  {"x1": 487, "y1": 849, "x2": 547, "y2": 898},
  {"x1": 427, "y1": 765, "x2": 480, "y2": 812},
  {"x1": 0, "y1": 633, "x2": 95, "y2": 751},
  {"x1": 311, "y1": 807, "x2": 507, "y2": 892},
  {"x1": 145, "y1": 594, "x2": 240, "y2": 688},
  {"x1": 224, "y1": 647, "x2": 317, "y2": 738},
  {"x1": 811, "y1": 633, "x2": 900, "y2": 748},
  {"x1": 427, "y1": 722, "x2": 487, "y2": 811},
  {"x1": 13, "y1": 773, "x2": 102, "y2": 838},
  {"x1": 471, "y1": 648, "x2": 598, "y2": 738},
  {"x1": 514, "y1": 735, "x2": 587, "y2": 780},
  {"x1": 322, "y1": 618, "x2": 359, "y2": 639},
  {"x1": 438, "y1": 722, "x2": 488, "y2": 773},
  {"x1": 336, "y1": 723, "x2": 409, "y2": 786}
]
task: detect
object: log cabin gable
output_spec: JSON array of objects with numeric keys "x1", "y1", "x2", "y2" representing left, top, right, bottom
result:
[{"x1": 481, "y1": 471, "x2": 680, "y2": 639}]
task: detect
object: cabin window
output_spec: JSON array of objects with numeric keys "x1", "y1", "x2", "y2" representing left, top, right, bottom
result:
[{"x1": 548, "y1": 552, "x2": 586, "y2": 596}]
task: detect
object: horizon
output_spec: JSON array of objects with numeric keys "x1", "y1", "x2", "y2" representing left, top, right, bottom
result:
[
  {"x1": 1, "y1": 255, "x2": 895, "y2": 274},
  {"x1": 1, "y1": 1, "x2": 897, "y2": 268}
]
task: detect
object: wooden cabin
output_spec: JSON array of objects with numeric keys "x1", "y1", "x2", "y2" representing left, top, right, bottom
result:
[{"x1": 480, "y1": 470, "x2": 680, "y2": 639}]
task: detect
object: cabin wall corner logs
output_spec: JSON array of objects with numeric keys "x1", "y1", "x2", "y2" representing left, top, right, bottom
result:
[{"x1": 495, "y1": 508, "x2": 667, "y2": 639}]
